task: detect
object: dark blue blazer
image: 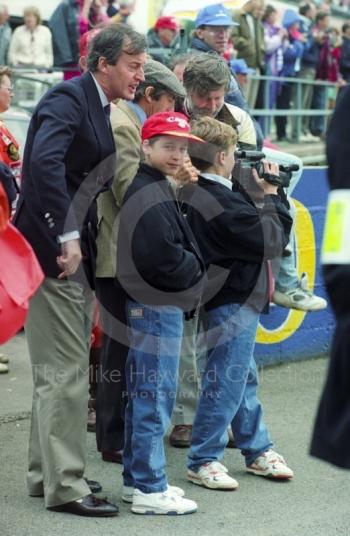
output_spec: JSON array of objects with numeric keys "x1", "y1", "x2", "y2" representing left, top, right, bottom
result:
[{"x1": 14, "y1": 72, "x2": 116, "y2": 278}]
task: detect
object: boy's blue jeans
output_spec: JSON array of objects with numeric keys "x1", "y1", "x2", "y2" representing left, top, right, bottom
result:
[
  {"x1": 123, "y1": 300, "x2": 183, "y2": 493},
  {"x1": 188, "y1": 303, "x2": 273, "y2": 471}
]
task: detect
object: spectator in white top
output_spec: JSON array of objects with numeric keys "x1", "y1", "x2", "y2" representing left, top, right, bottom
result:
[{"x1": 8, "y1": 6, "x2": 53, "y2": 69}]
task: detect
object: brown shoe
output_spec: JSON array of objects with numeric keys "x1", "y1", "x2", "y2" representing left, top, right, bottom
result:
[
  {"x1": 102, "y1": 450, "x2": 123, "y2": 464},
  {"x1": 226, "y1": 427, "x2": 236, "y2": 448},
  {"x1": 169, "y1": 425, "x2": 192, "y2": 448}
]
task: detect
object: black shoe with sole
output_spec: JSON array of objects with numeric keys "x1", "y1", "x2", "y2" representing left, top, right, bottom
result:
[{"x1": 48, "y1": 494, "x2": 119, "y2": 517}]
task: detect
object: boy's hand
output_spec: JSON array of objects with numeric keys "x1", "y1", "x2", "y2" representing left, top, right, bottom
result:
[
  {"x1": 252, "y1": 160, "x2": 279, "y2": 195},
  {"x1": 174, "y1": 157, "x2": 200, "y2": 185}
]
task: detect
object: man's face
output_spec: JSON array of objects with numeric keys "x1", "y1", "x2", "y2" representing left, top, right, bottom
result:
[
  {"x1": 157, "y1": 28, "x2": 177, "y2": 46},
  {"x1": 318, "y1": 16, "x2": 330, "y2": 32},
  {"x1": 104, "y1": 50, "x2": 147, "y2": 100},
  {"x1": 0, "y1": 75, "x2": 13, "y2": 114},
  {"x1": 0, "y1": 7, "x2": 9, "y2": 25},
  {"x1": 196, "y1": 25, "x2": 231, "y2": 54},
  {"x1": 150, "y1": 92, "x2": 176, "y2": 115},
  {"x1": 187, "y1": 87, "x2": 225, "y2": 118},
  {"x1": 143, "y1": 136, "x2": 188, "y2": 177}
]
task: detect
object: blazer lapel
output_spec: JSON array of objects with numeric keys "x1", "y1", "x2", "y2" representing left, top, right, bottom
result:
[{"x1": 81, "y1": 72, "x2": 116, "y2": 160}]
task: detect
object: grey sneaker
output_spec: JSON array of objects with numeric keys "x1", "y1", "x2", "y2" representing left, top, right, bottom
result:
[{"x1": 273, "y1": 273, "x2": 327, "y2": 312}]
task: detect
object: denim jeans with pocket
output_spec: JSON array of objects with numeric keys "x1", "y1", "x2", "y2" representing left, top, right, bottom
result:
[
  {"x1": 123, "y1": 300, "x2": 183, "y2": 493},
  {"x1": 188, "y1": 303, "x2": 273, "y2": 470}
]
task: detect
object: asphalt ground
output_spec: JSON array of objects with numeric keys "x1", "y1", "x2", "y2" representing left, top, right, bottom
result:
[{"x1": 0, "y1": 333, "x2": 349, "y2": 536}]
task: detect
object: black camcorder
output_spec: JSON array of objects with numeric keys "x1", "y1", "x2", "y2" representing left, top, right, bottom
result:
[{"x1": 232, "y1": 150, "x2": 299, "y2": 193}]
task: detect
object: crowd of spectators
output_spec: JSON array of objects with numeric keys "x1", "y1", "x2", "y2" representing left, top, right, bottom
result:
[{"x1": 1, "y1": 1, "x2": 350, "y2": 140}]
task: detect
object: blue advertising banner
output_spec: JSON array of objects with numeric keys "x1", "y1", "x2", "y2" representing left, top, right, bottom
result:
[{"x1": 255, "y1": 166, "x2": 334, "y2": 366}]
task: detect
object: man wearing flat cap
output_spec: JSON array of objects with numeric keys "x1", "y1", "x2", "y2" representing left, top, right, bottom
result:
[{"x1": 94, "y1": 58, "x2": 189, "y2": 464}]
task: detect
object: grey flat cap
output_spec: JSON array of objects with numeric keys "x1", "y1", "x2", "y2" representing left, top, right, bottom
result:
[{"x1": 144, "y1": 58, "x2": 186, "y2": 99}]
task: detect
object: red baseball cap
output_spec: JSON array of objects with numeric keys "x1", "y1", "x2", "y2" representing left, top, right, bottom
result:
[
  {"x1": 141, "y1": 112, "x2": 204, "y2": 143},
  {"x1": 154, "y1": 15, "x2": 180, "y2": 31},
  {"x1": 79, "y1": 28, "x2": 101, "y2": 58}
]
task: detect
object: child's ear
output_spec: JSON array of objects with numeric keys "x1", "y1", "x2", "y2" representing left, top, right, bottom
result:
[
  {"x1": 218, "y1": 150, "x2": 227, "y2": 166},
  {"x1": 142, "y1": 139, "x2": 151, "y2": 156}
]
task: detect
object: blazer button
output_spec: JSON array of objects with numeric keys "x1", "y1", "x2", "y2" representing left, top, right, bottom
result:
[
  {"x1": 49, "y1": 222, "x2": 55, "y2": 229},
  {"x1": 45, "y1": 212, "x2": 50, "y2": 219}
]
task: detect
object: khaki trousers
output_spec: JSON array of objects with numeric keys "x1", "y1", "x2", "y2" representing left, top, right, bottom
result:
[
  {"x1": 172, "y1": 315, "x2": 200, "y2": 425},
  {"x1": 25, "y1": 277, "x2": 92, "y2": 508}
]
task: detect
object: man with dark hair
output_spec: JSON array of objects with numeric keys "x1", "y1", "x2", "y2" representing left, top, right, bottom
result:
[
  {"x1": 14, "y1": 24, "x2": 147, "y2": 517},
  {"x1": 95, "y1": 58, "x2": 188, "y2": 465}
]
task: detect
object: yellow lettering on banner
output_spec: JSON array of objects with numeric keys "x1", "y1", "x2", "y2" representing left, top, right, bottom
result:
[{"x1": 256, "y1": 199, "x2": 315, "y2": 344}]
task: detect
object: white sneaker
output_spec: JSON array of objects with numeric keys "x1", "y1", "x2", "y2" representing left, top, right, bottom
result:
[
  {"x1": 0, "y1": 363, "x2": 9, "y2": 374},
  {"x1": 131, "y1": 488, "x2": 197, "y2": 515},
  {"x1": 273, "y1": 273, "x2": 327, "y2": 312},
  {"x1": 122, "y1": 484, "x2": 184, "y2": 503},
  {"x1": 0, "y1": 353, "x2": 9, "y2": 364},
  {"x1": 247, "y1": 450, "x2": 294, "y2": 480},
  {"x1": 187, "y1": 461, "x2": 239, "y2": 490}
]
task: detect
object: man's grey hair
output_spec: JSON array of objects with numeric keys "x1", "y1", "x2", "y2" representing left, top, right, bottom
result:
[
  {"x1": 183, "y1": 53, "x2": 231, "y2": 97},
  {"x1": 87, "y1": 24, "x2": 146, "y2": 72}
]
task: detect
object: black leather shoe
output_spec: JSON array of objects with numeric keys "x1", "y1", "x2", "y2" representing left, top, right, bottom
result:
[
  {"x1": 48, "y1": 494, "x2": 119, "y2": 517},
  {"x1": 30, "y1": 478, "x2": 102, "y2": 497},
  {"x1": 102, "y1": 450, "x2": 123, "y2": 464},
  {"x1": 84, "y1": 478, "x2": 102, "y2": 494},
  {"x1": 169, "y1": 425, "x2": 192, "y2": 448}
]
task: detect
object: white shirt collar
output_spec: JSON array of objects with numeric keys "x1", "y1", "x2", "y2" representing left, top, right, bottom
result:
[
  {"x1": 90, "y1": 72, "x2": 109, "y2": 109},
  {"x1": 201, "y1": 172, "x2": 232, "y2": 190}
]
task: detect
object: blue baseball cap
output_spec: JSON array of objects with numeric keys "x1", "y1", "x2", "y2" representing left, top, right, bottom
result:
[
  {"x1": 230, "y1": 59, "x2": 255, "y2": 75},
  {"x1": 195, "y1": 3, "x2": 238, "y2": 28}
]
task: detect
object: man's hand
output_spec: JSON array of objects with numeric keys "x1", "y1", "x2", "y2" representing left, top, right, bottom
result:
[
  {"x1": 56, "y1": 239, "x2": 82, "y2": 279},
  {"x1": 252, "y1": 160, "x2": 279, "y2": 195},
  {"x1": 174, "y1": 157, "x2": 200, "y2": 185}
]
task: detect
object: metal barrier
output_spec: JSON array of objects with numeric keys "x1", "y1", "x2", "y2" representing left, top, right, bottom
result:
[
  {"x1": 10, "y1": 68, "x2": 340, "y2": 144},
  {"x1": 12, "y1": 70, "x2": 63, "y2": 112},
  {"x1": 249, "y1": 73, "x2": 339, "y2": 142}
]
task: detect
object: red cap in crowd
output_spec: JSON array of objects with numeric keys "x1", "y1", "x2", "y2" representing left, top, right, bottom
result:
[
  {"x1": 79, "y1": 29, "x2": 101, "y2": 58},
  {"x1": 154, "y1": 15, "x2": 180, "y2": 31},
  {"x1": 141, "y1": 112, "x2": 204, "y2": 143}
]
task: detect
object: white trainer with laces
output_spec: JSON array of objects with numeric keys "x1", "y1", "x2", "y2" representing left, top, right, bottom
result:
[
  {"x1": 247, "y1": 449, "x2": 294, "y2": 480},
  {"x1": 131, "y1": 488, "x2": 197, "y2": 515},
  {"x1": 187, "y1": 461, "x2": 239, "y2": 490},
  {"x1": 122, "y1": 484, "x2": 184, "y2": 503},
  {"x1": 273, "y1": 273, "x2": 327, "y2": 312}
]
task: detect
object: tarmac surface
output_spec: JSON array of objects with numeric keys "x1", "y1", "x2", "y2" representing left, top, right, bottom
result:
[{"x1": 1, "y1": 332, "x2": 349, "y2": 536}]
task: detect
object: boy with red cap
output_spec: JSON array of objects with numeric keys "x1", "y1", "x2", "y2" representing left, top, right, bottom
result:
[{"x1": 117, "y1": 112, "x2": 205, "y2": 515}]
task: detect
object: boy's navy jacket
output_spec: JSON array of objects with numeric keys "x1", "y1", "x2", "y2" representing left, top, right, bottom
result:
[
  {"x1": 185, "y1": 176, "x2": 293, "y2": 311},
  {"x1": 117, "y1": 162, "x2": 205, "y2": 311}
]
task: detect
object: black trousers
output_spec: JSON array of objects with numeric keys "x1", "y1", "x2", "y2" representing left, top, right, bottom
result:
[
  {"x1": 275, "y1": 82, "x2": 293, "y2": 139},
  {"x1": 310, "y1": 266, "x2": 350, "y2": 469},
  {"x1": 95, "y1": 278, "x2": 129, "y2": 452}
]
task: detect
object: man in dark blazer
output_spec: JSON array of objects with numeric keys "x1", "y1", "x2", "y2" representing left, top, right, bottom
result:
[
  {"x1": 310, "y1": 86, "x2": 350, "y2": 469},
  {"x1": 14, "y1": 24, "x2": 147, "y2": 517}
]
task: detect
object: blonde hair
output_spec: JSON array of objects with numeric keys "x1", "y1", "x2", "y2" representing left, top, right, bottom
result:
[
  {"x1": 189, "y1": 116, "x2": 237, "y2": 171},
  {"x1": 23, "y1": 6, "x2": 41, "y2": 25}
]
